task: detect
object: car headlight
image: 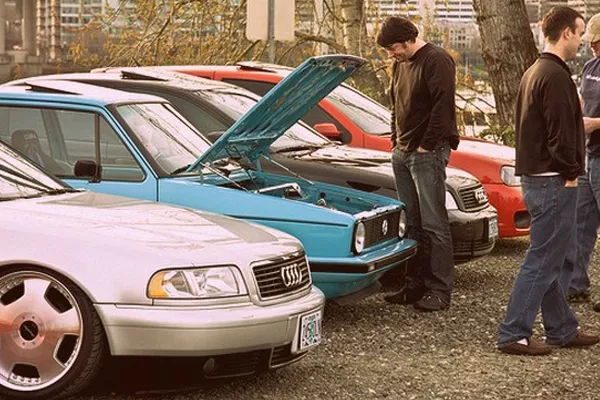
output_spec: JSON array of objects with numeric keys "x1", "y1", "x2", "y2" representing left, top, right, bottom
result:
[
  {"x1": 353, "y1": 221, "x2": 366, "y2": 254},
  {"x1": 148, "y1": 266, "x2": 248, "y2": 299},
  {"x1": 445, "y1": 191, "x2": 459, "y2": 210},
  {"x1": 500, "y1": 165, "x2": 521, "y2": 186},
  {"x1": 398, "y1": 209, "x2": 407, "y2": 238}
]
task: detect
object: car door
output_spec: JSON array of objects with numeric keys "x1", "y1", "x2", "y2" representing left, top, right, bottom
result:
[
  {"x1": 52, "y1": 108, "x2": 158, "y2": 200},
  {"x1": 0, "y1": 102, "x2": 158, "y2": 200}
]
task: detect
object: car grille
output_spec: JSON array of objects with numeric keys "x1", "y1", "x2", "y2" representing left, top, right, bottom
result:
[
  {"x1": 205, "y1": 350, "x2": 263, "y2": 378},
  {"x1": 252, "y1": 251, "x2": 311, "y2": 300},
  {"x1": 270, "y1": 344, "x2": 308, "y2": 368},
  {"x1": 458, "y1": 183, "x2": 489, "y2": 211},
  {"x1": 453, "y1": 238, "x2": 495, "y2": 259},
  {"x1": 362, "y1": 209, "x2": 400, "y2": 248},
  {"x1": 203, "y1": 344, "x2": 306, "y2": 378}
]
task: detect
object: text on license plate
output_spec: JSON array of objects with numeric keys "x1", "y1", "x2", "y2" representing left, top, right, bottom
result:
[
  {"x1": 489, "y1": 218, "x2": 499, "y2": 240},
  {"x1": 297, "y1": 310, "x2": 322, "y2": 352}
]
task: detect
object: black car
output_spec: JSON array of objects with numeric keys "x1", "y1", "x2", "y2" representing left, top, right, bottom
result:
[{"x1": 6, "y1": 70, "x2": 498, "y2": 263}]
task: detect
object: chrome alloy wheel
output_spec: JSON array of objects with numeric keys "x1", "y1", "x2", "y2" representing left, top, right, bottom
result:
[{"x1": 0, "y1": 271, "x2": 84, "y2": 392}]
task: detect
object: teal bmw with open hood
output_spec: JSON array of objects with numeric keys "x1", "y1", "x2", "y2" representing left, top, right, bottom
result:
[{"x1": 0, "y1": 55, "x2": 418, "y2": 302}]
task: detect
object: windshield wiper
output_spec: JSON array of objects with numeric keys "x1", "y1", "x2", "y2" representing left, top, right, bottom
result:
[
  {"x1": 273, "y1": 144, "x2": 324, "y2": 154},
  {"x1": 170, "y1": 158, "x2": 236, "y2": 176},
  {"x1": 170, "y1": 164, "x2": 193, "y2": 175}
]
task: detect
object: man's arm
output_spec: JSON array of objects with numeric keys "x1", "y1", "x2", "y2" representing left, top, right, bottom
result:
[
  {"x1": 420, "y1": 51, "x2": 456, "y2": 151},
  {"x1": 542, "y1": 73, "x2": 582, "y2": 181},
  {"x1": 389, "y1": 62, "x2": 397, "y2": 149}
]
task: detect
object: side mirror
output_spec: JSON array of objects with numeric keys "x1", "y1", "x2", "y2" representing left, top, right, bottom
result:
[
  {"x1": 314, "y1": 123, "x2": 341, "y2": 140},
  {"x1": 74, "y1": 159, "x2": 101, "y2": 182}
]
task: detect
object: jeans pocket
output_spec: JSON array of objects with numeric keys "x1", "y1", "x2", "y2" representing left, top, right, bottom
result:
[{"x1": 522, "y1": 183, "x2": 547, "y2": 218}]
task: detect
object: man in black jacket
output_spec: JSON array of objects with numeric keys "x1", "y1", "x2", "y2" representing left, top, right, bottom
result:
[
  {"x1": 497, "y1": 6, "x2": 599, "y2": 356},
  {"x1": 376, "y1": 17, "x2": 459, "y2": 312}
]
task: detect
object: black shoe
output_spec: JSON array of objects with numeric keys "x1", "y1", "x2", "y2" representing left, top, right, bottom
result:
[
  {"x1": 593, "y1": 302, "x2": 600, "y2": 312},
  {"x1": 413, "y1": 295, "x2": 449, "y2": 312},
  {"x1": 384, "y1": 286, "x2": 424, "y2": 305},
  {"x1": 567, "y1": 289, "x2": 591, "y2": 303}
]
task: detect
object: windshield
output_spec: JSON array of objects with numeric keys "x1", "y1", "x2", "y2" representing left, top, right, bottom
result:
[
  {"x1": 327, "y1": 85, "x2": 391, "y2": 135},
  {"x1": 115, "y1": 103, "x2": 212, "y2": 174},
  {"x1": 0, "y1": 142, "x2": 67, "y2": 200},
  {"x1": 196, "y1": 90, "x2": 330, "y2": 151}
]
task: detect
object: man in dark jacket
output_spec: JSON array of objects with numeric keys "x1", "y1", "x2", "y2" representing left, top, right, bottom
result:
[
  {"x1": 376, "y1": 17, "x2": 459, "y2": 312},
  {"x1": 497, "y1": 6, "x2": 599, "y2": 356}
]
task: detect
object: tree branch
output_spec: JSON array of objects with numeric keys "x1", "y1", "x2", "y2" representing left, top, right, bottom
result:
[{"x1": 294, "y1": 31, "x2": 346, "y2": 53}]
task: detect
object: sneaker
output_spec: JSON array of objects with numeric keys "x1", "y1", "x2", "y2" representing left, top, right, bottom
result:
[
  {"x1": 384, "y1": 286, "x2": 424, "y2": 305},
  {"x1": 413, "y1": 295, "x2": 449, "y2": 311},
  {"x1": 567, "y1": 289, "x2": 591, "y2": 303},
  {"x1": 499, "y1": 338, "x2": 553, "y2": 356},
  {"x1": 560, "y1": 331, "x2": 600, "y2": 348}
]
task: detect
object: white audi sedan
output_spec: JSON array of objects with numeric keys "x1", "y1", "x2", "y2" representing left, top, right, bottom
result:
[{"x1": 0, "y1": 142, "x2": 324, "y2": 400}]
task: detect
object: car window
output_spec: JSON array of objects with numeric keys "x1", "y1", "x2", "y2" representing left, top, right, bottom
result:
[
  {"x1": 222, "y1": 78, "x2": 272, "y2": 97},
  {"x1": 160, "y1": 93, "x2": 230, "y2": 137},
  {"x1": 0, "y1": 141, "x2": 67, "y2": 201},
  {"x1": 115, "y1": 102, "x2": 211, "y2": 175},
  {"x1": 223, "y1": 78, "x2": 352, "y2": 143},
  {"x1": 0, "y1": 106, "x2": 51, "y2": 155},
  {"x1": 326, "y1": 85, "x2": 391, "y2": 135},
  {"x1": 195, "y1": 89, "x2": 330, "y2": 150},
  {"x1": 0, "y1": 106, "x2": 72, "y2": 176},
  {"x1": 54, "y1": 110, "x2": 145, "y2": 181}
]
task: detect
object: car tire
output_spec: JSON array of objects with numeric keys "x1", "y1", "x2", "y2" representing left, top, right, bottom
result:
[{"x1": 0, "y1": 266, "x2": 106, "y2": 399}]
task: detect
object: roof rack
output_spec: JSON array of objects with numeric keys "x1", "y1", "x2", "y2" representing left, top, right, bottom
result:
[
  {"x1": 235, "y1": 61, "x2": 291, "y2": 72},
  {"x1": 25, "y1": 82, "x2": 81, "y2": 95},
  {"x1": 120, "y1": 69, "x2": 170, "y2": 81}
]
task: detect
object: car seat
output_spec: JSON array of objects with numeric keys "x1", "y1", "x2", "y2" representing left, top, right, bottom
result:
[{"x1": 10, "y1": 129, "x2": 68, "y2": 175}]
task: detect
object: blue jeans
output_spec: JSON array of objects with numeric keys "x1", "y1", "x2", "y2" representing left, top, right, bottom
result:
[
  {"x1": 391, "y1": 144, "x2": 454, "y2": 303},
  {"x1": 498, "y1": 176, "x2": 578, "y2": 347},
  {"x1": 563, "y1": 155, "x2": 600, "y2": 293}
]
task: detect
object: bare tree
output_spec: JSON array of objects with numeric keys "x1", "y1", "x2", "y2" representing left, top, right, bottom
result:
[{"x1": 472, "y1": 0, "x2": 538, "y2": 127}]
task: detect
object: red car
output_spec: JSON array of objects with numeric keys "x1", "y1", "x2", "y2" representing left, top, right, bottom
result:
[{"x1": 165, "y1": 62, "x2": 529, "y2": 238}]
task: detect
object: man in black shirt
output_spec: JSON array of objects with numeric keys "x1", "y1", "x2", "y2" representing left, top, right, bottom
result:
[
  {"x1": 376, "y1": 17, "x2": 459, "y2": 312},
  {"x1": 497, "y1": 6, "x2": 598, "y2": 356}
]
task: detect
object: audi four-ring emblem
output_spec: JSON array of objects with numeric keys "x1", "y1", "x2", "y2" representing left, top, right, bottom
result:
[{"x1": 281, "y1": 263, "x2": 303, "y2": 287}]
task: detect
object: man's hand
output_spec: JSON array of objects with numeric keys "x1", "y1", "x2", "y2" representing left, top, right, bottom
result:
[
  {"x1": 565, "y1": 178, "x2": 578, "y2": 187},
  {"x1": 416, "y1": 146, "x2": 430, "y2": 153},
  {"x1": 583, "y1": 117, "x2": 600, "y2": 134}
]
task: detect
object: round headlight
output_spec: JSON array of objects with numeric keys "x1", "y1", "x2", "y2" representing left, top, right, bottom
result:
[
  {"x1": 353, "y1": 221, "x2": 366, "y2": 254},
  {"x1": 398, "y1": 209, "x2": 407, "y2": 238}
]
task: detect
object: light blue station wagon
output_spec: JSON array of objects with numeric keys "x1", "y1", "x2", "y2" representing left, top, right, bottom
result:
[{"x1": 0, "y1": 55, "x2": 418, "y2": 302}]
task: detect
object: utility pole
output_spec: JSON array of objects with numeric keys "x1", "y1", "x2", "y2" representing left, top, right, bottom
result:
[{"x1": 267, "y1": 0, "x2": 275, "y2": 63}]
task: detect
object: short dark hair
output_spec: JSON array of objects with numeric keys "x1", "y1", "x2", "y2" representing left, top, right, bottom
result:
[
  {"x1": 376, "y1": 16, "x2": 419, "y2": 48},
  {"x1": 542, "y1": 5, "x2": 584, "y2": 42}
]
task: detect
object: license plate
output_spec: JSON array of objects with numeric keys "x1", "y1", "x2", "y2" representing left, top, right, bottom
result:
[
  {"x1": 489, "y1": 218, "x2": 499, "y2": 240},
  {"x1": 296, "y1": 310, "x2": 322, "y2": 352}
]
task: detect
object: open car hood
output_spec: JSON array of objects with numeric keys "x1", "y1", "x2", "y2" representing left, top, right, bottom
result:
[{"x1": 188, "y1": 55, "x2": 366, "y2": 169}]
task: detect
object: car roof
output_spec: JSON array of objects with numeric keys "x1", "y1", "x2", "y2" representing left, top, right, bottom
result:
[
  {"x1": 0, "y1": 79, "x2": 165, "y2": 106},
  {"x1": 9, "y1": 70, "x2": 247, "y2": 93}
]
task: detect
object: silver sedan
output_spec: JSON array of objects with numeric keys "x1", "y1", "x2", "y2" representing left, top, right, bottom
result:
[{"x1": 0, "y1": 143, "x2": 324, "y2": 399}]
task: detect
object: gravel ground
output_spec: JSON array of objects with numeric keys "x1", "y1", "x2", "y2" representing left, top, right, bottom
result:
[{"x1": 76, "y1": 237, "x2": 600, "y2": 400}]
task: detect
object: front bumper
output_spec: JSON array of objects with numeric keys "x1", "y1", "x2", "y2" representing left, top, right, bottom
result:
[
  {"x1": 307, "y1": 238, "x2": 418, "y2": 300},
  {"x1": 95, "y1": 287, "x2": 324, "y2": 358},
  {"x1": 484, "y1": 183, "x2": 529, "y2": 237},
  {"x1": 448, "y1": 205, "x2": 498, "y2": 263}
]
